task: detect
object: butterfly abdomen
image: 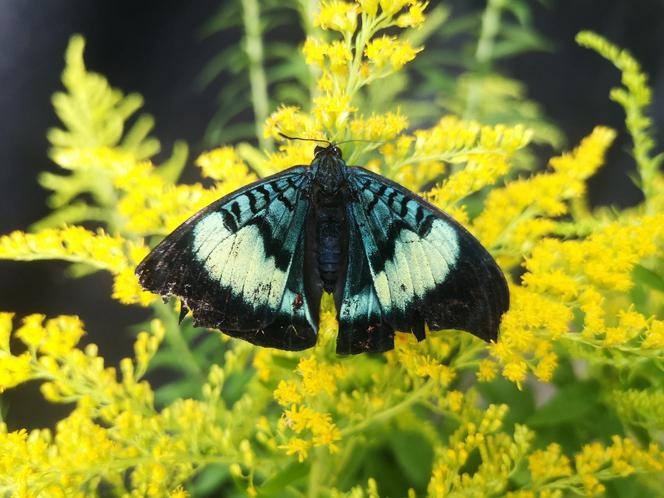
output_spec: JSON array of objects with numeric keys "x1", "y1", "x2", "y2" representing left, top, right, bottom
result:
[{"x1": 315, "y1": 205, "x2": 346, "y2": 293}]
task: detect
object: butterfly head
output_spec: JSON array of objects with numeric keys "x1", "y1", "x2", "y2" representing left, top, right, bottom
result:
[{"x1": 314, "y1": 143, "x2": 342, "y2": 159}]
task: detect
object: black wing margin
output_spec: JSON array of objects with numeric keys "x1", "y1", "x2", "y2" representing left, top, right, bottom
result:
[
  {"x1": 136, "y1": 167, "x2": 320, "y2": 351},
  {"x1": 340, "y1": 167, "x2": 509, "y2": 353}
]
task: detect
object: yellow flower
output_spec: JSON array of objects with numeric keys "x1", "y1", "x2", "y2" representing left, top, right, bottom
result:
[
  {"x1": 0, "y1": 312, "x2": 13, "y2": 352},
  {"x1": 502, "y1": 361, "x2": 528, "y2": 388},
  {"x1": 533, "y1": 353, "x2": 557, "y2": 382},
  {"x1": 274, "y1": 380, "x2": 303, "y2": 406},
  {"x1": 264, "y1": 105, "x2": 318, "y2": 141},
  {"x1": 365, "y1": 36, "x2": 421, "y2": 70},
  {"x1": 195, "y1": 146, "x2": 252, "y2": 182},
  {"x1": 642, "y1": 320, "x2": 664, "y2": 349},
  {"x1": 282, "y1": 438, "x2": 311, "y2": 462},
  {"x1": 396, "y1": 2, "x2": 427, "y2": 28},
  {"x1": 169, "y1": 486, "x2": 189, "y2": 498},
  {"x1": 0, "y1": 352, "x2": 32, "y2": 393},
  {"x1": 379, "y1": 0, "x2": 411, "y2": 16},
  {"x1": 477, "y1": 359, "x2": 497, "y2": 382},
  {"x1": 350, "y1": 112, "x2": 409, "y2": 140},
  {"x1": 358, "y1": 0, "x2": 379, "y2": 16},
  {"x1": 302, "y1": 37, "x2": 326, "y2": 67},
  {"x1": 529, "y1": 443, "x2": 573, "y2": 481},
  {"x1": 326, "y1": 40, "x2": 353, "y2": 74},
  {"x1": 315, "y1": 1, "x2": 358, "y2": 33},
  {"x1": 313, "y1": 94, "x2": 357, "y2": 131}
]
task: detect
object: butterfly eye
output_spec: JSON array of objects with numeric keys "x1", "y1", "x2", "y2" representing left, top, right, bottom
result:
[
  {"x1": 332, "y1": 146, "x2": 342, "y2": 158},
  {"x1": 314, "y1": 145, "x2": 325, "y2": 155}
]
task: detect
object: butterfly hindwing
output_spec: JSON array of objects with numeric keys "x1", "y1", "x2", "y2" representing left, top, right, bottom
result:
[
  {"x1": 334, "y1": 203, "x2": 396, "y2": 354},
  {"x1": 343, "y1": 167, "x2": 508, "y2": 350},
  {"x1": 136, "y1": 166, "x2": 319, "y2": 351}
]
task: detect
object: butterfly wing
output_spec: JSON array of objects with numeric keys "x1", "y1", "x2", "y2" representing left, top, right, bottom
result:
[
  {"x1": 334, "y1": 203, "x2": 396, "y2": 354},
  {"x1": 136, "y1": 166, "x2": 320, "y2": 351},
  {"x1": 337, "y1": 167, "x2": 509, "y2": 353}
]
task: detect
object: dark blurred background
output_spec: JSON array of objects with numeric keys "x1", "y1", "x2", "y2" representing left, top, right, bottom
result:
[{"x1": 1, "y1": 0, "x2": 663, "y2": 428}]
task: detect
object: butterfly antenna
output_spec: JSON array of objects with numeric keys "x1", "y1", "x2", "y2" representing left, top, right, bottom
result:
[
  {"x1": 335, "y1": 138, "x2": 388, "y2": 146},
  {"x1": 278, "y1": 132, "x2": 331, "y2": 145}
]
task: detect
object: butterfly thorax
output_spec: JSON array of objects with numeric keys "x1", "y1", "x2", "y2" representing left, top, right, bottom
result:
[{"x1": 310, "y1": 145, "x2": 347, "y2": 195}]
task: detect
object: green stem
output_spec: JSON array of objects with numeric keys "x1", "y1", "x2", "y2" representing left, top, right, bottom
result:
[
  {"x1": 297, "y1": 0, "x2": 320, "y2": 101},
  {"x1": 464, "y1": 0, "x2": 504, "y2": 120},
  {"x1": 341, "y1": 380, "x2": 435, "y2": 437},
  {"x1": 242, "y1": 0, "x2": 272, "y2": 151},
  {"x1": 307, "y1": 446, "x2": 324, "y2": 498}
]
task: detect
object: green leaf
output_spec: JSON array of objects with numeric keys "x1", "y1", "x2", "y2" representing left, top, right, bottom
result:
[
  {"x1": 156, "y1": 140, "x2": 189, "y2": 183},
  {"x1": 527, "y1": 381, "x2": 599, "y2": 427},
  {"x1": 388, "y1": 430, "x2": 433, "y2": 488},
  {"x1": 258, "y1": 462, "x2": 309, "y2": 496},
  {"x1": 633, "y1": 264, "x2": 664, "y2": 293},
  {"x1": 478, "y1": 377, "x2": 535, "y2": 429},
  {"x1": 155, "y1": 378, "x2": 202, "y2": 405},
  {"x1": 190, "y1": 463, "x2": 230, "y2": 496}
]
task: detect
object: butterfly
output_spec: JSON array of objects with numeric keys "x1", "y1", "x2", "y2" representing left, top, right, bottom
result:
[{"x1": 136, "y1": 141, "x2": 509, "y2": 354}]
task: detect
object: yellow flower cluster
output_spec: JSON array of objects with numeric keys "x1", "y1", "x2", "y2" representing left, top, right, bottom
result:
[
  {"x1": 274, "y1": 355, "x2": 345, "y2": 460},
  {"x1": 279, "y1": 405, "x2": 342, "y2": 461},
  {"x1": 283, "y1": 0, "x2": 427, "y2": 143},
  {"x1": 114, "y1": 161, "x2": 221, "y2": 235},
  {"x1": 0, "y1": 314, "x2": 270, "y2": 497},
  {"x1": 380, "y1": 116, "x2": 532, "y2": 200},
  {"x1": 428, "y1": 406, "x2": 529, "y2": 497},
  {"x1": 473, "y1": 126, "x2": 616, "y2": 251},
  {"x1": 0, "y1": 226, "x2": 153, "y2": 305},
  {"x1": 488, "y1": 211, "x2": 664, "y2": 386}
]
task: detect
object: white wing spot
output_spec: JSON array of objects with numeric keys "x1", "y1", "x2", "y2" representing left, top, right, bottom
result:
[
  {"x1": 373, "y1": 220, "x2": 459, "y2": 311},
  {"x1": 195, "y1": 223, "x2": 287, "y2": 310}
]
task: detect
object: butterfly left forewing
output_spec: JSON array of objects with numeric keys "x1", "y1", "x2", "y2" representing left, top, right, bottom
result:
[
  {"x1": 136, "y1": 167, "x2": 320, "y2": 350},
  {"x1": 344, "y1": 167, "x2": 509, "y2": 345}
]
